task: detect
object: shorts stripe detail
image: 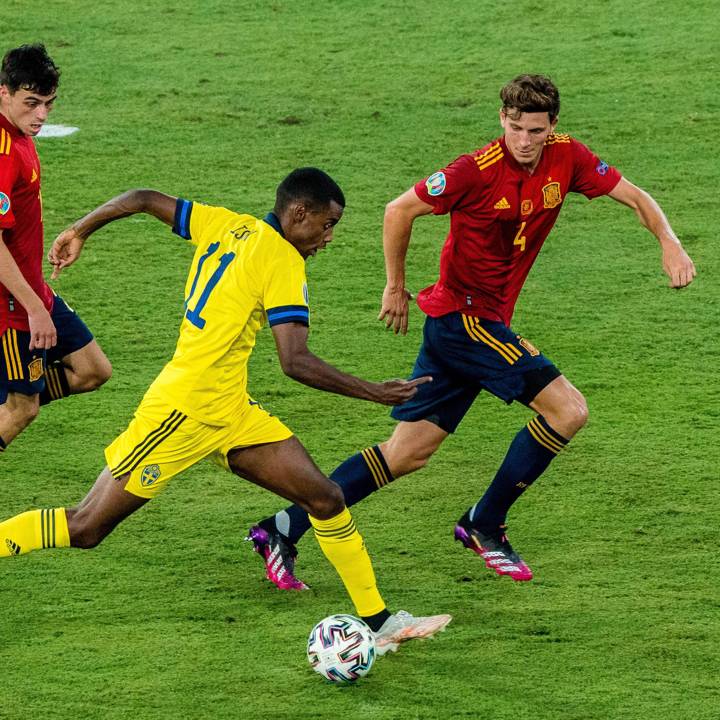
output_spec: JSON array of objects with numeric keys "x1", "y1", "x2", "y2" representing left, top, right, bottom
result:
[
  {"x1": 110, "y1": 410, "x2": 187, "y2": 477},
  {"x1": 362, "y1": 447, "x2": 392, "y2": 489},
  {"x1": 462, "y1": 315, "x2": 522, "y2": 364},
  {"x1": 11, "y1": 330, "x2": 24, "y2": 379},
  {"x1": 527, "y1": 417, "x2": 566, "y2": 454},
  {"x1": 1, "y1": 332, "x2": 15, "y2": 379},
  {"x1": 2, "y1": 330, "x2": 24, "y2": 380},
  {"x1": 313, "y1": 519, "x2": 358, "y2": 540}
]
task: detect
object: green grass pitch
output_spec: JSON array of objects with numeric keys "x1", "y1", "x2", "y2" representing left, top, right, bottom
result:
[{"x1": 0, "y1": 1, "x2": 718, "y2": 718}]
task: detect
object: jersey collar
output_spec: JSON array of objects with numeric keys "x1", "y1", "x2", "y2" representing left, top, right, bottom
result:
[
  {"x1": 262, "y1": 211, "x2": 285, "y2": 238},
  {"x1": 0, "y1": 111, "x2": 21, "y2": 137}
]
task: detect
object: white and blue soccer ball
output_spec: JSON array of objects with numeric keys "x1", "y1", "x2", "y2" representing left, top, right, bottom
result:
[{"x1": 307, "y1": 614, "x2": 376, "y2": 683}]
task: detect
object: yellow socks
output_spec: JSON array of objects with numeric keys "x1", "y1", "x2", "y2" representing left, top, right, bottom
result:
[
  {"x1": 310, "y1": 507, "x2": 386, "y2": 617},
  {"x1": 0, "y1": 508, "x2": 70, "y2": 557}
]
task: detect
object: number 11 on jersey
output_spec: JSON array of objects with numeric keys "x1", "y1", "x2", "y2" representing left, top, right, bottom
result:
[{"x1": 185, "y1": 243, "x2": 236, "y2": 329}]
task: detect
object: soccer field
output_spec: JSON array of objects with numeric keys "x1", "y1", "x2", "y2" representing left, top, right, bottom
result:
[{"x1": 1, "y1": 1, "x2": 718, "y2": 718}]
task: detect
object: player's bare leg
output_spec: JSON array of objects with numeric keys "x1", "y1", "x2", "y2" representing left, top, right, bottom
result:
[
  {"x1": 379, "y1": 419, "x2": 448, "y2": 477},
  {"x1": 65, "y1": 467, "x2": 148, "y2": 548},
  {"x1": 528, "y1": 374, "x2": 588, "y2": 439},
  {"x1": 228, "y1": 436, "x2": 344, "y2": 519},
  {"x1": 0, "y1": 391, "x2": 40, "y2": 447},
  {"x1": 58, "y1": 340, "x2": 112, "y2": 395},
  {"x1": 0, "y1": 466, "x2": 146, "y2": 557}
]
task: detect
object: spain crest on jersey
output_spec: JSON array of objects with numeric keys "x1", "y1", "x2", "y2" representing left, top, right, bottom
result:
[
  {"x1": 28, "y1": 357, "x2": 44, "y2": 382},
  {"x1": 542, "y1": 182, "x2": 562, "y2": 209}
]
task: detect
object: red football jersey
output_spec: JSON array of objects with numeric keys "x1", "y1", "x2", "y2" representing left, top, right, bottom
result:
[
  {"x1": 414, "y1": 134, "x2": 622, "y2": 325},
  {"x1": 0, "y1": 112, "x2": 54, "y2": 334}
]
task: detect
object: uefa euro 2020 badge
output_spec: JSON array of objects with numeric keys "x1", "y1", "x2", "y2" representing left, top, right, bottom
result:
[
  {"x1": 140, "y1": 464, "x2": 161, "y2": 487},
  {"x1": 426, "y1": 171, "x2": 446, "y2": 196},
  {"x1": 0, "y1": 192, "x2": 11, "y2": 216}
]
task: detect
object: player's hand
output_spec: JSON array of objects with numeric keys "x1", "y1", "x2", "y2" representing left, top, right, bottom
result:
[
  {"x1": 371, "y1": 375, "x2": 432, "y2": 406},
  {"x1": 662, "y1": 243, "x2": 696, "y2": 288},
  {"x1": 49, "y1": 227, "x2": 86, "y2": 279},
  {"x1": 378, "y1": 285, "x2": 413, "y2": 335},
  {"x1": 27, "y1": 306, "x2": 57, "y2": 350}
]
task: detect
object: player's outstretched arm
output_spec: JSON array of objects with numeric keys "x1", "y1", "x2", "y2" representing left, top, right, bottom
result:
[
  {"x1": 608, "y1": 178, "x2": 696, "y2": 288},
  {"x1": 49, "y1": 189, "x2": 177, "y2": 278},
  {"x1": 271, "y1": 322, "x2": 431, "y2": 405},
  {"x1": 378, "y1": 189, "x2": 434, "y2": 335}
]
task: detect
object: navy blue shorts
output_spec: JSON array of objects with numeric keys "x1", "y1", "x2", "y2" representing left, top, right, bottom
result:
[
  {"x1": 0, "y1": 295, "x2": 94, "y2": 398},
  {"x1": 391, "y1": 312, "x2": 561, "y2": 433}
]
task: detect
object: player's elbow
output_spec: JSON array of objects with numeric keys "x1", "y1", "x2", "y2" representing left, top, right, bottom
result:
[
  {"x1": 279, "y1": 356, "x2": 305, "y2": 383},
  {"x1": 384, "y1": 197, "x2": 407, "y2": 224}
]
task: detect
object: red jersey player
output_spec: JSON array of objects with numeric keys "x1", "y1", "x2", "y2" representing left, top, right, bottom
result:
[
  {"x1": 248, "y1": 74, "x2": 696, "y2": 588},
  {"x1": 0, "y1": 44, "x2": 111, "y2": 453}
]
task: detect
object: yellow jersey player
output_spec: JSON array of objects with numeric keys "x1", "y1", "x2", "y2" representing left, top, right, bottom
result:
[{"x1": 0, "y1": 168, "x2": 450, "y2": 654}]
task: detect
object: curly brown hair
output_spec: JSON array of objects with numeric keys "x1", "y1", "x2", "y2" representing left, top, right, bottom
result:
[{"x1": 500, "y1": 75, "x2": 559, "y2": 121}]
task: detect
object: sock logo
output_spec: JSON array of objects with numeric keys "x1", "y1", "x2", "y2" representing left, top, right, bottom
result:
[{"x1": 5, "y1": 538, "x2": 21, "y2": 555}]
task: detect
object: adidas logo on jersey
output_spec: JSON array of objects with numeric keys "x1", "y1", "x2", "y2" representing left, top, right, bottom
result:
[
  {"x1": 493, "y1": 197, "x2": 511, "y2": 210},
  {"x1": 5, "y1": 538, "x2": 21, "y2": 555}
]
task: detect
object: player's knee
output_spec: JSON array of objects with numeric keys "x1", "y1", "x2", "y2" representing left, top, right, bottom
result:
[
  {"x1": 558, "y1": 393, "x2": 588, "y2": 435},
  {"x1": 381, "y1": 440, "x2": 432, "y2": 477},
  {"x1": 306, "y1": 481, "x2": 345, "y2": 520},
  {"x1": 81, "y1": 358, "x2": 113, "y2": 391},
  {"x1": 13, "y1": 396, "x2": 40, "y2": 429}
]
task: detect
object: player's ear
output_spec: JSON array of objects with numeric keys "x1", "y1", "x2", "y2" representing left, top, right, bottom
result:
[{"x1": 292, "y1": 202, "x2": 307, "y2": 223}]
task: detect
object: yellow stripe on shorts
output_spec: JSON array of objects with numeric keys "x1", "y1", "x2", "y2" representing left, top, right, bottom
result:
[
  {"x1": 462, "y1": 315, "x2": 522, "y2": 365},
  {"x1": 2, "y1": 330, "x2": 24, "y2": 380}
]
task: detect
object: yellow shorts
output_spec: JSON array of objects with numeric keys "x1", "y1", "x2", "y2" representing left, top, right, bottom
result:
[{"x1": 104, "y1": 393, "x2": 293, "y2": 499}]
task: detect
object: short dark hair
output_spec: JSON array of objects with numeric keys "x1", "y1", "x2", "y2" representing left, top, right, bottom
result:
[
  {"x1": 0, "y1": 44, "x2": 60, "y2": 95},
  {"x1": 500, "y1": 74, "x2": 560, "y2": 121},
  {"x1": 274, "y1": 167, "x2": 345, "y2": 214}
]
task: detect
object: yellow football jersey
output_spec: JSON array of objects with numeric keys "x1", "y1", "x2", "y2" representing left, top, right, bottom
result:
[{"x1": 143, "y1": 200, "x2": 309, "y2": 426}]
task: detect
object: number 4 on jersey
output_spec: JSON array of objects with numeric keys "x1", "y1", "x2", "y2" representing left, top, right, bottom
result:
[
  {"x1": 185, "y1": 242, "x2": 236, "y2": 329},
  {"x1": 513, "y1": 221, "x2": 527, "y2": 252}
]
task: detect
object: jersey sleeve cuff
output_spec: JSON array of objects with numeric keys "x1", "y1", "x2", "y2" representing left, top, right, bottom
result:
[
  {"x1": 172, "y1": 198, "x2": 193, "y2": 239},
  {"x1": 267, "y1": 305, "x2": 310, "y2": 327}
]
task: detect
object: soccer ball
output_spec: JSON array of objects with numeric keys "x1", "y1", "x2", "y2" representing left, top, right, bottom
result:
[{"x1": 307, "y1": 614, "x2": 376, "y2": 683}]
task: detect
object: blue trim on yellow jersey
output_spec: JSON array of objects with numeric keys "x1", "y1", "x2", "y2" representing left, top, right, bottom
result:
[
  {"x1": 173, "y1": 198, "x2": 192, "y2": 239},
  {"x1": 262, "y1": 212, "x2": 285, "y2": 238},
  {"x1": 267, "y1": 304, "x2": 309, "y2": 327}
]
